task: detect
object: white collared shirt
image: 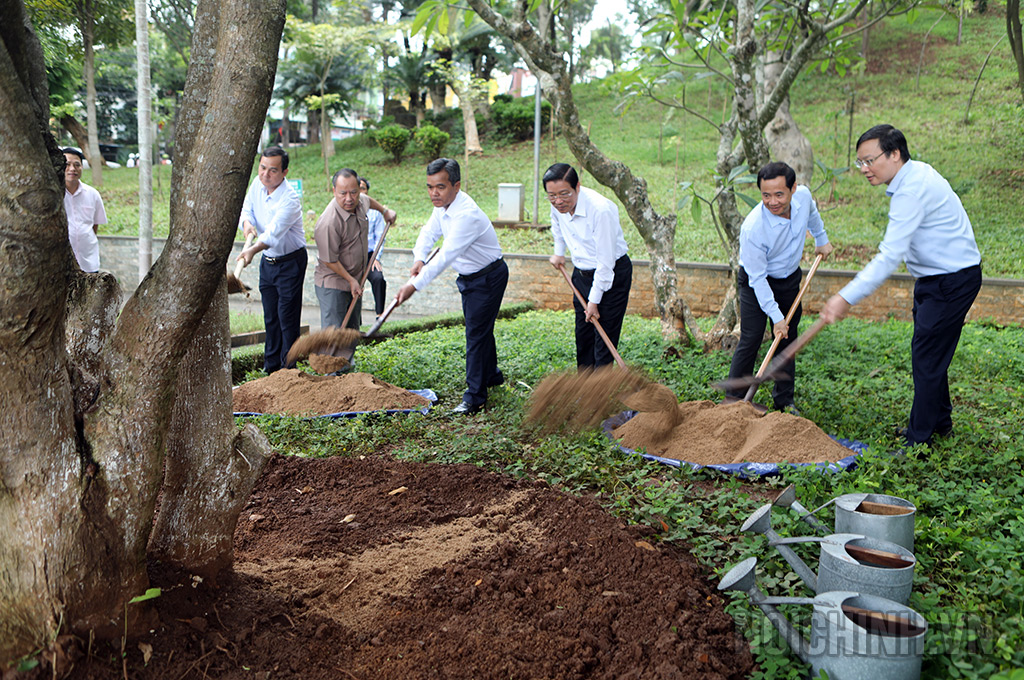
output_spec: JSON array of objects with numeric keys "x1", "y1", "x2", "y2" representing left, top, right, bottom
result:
[
  {"x1": 840, "y1": 160, "x2": 981, "y2": 305},
  {"x1": 738, "y1": 185, "x2": 829, "y2": 323},
  {"x1": 367, "y1": 208, "x2": 387, "y2": 253},
  {"x1": 64, "y1": 181, "x2": 107, "y2": 272},
  {"x1": 239, "y1": 177, "x2": 306, "y2": 258},
  {"x1": 550, "y1": 186, "x2": 629, "y2": 305},
  {"x1": 411, "y1": 191, "x2": 503, "y2": 290}
]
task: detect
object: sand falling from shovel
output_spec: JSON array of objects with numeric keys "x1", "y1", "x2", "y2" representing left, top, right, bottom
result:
[{"x1": 613, "y1": 400, "x2": 853, "y2": 466}]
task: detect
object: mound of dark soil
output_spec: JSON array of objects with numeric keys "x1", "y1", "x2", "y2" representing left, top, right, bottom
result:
[{"x1": 64, "y1": 455, "x2": 754, "y2": 679}]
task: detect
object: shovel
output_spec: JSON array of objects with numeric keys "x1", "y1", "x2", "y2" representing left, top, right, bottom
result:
[
  {"x1": 715, "y1": 317, "x2": 828, "y2": 395},
  {"x1": 556, "y1": 263, "x2": 628, "y2": 370},
  {"x1": 226, "y1": 233, "x2": 255, "y2": 295},
  {"x1": 716, "y1": 251, "x2": 827, "y2": 395},
  {"x1": 339, "y1": 219, "x2": 393, "y2": 330},
  {"x1": 286, "y1": 246, "x2": 440, "y2": 368}
]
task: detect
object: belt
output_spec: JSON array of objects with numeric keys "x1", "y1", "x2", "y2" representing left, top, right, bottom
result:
[
  {"x1": 459, "y1": 257, "x2": 504, "y2": 281},
  {"x1": 575, "y1": 254, "x2": 630, "y2": 275},
  {"x1": 262, "y1": 248, "x2": 304, "y2": 265}
]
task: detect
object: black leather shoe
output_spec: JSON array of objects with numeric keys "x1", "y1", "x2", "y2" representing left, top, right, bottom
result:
[
  {"x1": 897, "y1": 425, "x2": 952, "y2": 441},
  {"x1": 452, "y1": 400, "x2": 484, "y2": 415}
]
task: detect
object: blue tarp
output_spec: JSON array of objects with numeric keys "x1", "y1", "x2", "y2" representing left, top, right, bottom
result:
[
  {"x1": 234, "y1": 388, "x2": 438, "y2": 419},
  {"x1": 602, "y1": 410, "x2": 866, "y2": 478}
]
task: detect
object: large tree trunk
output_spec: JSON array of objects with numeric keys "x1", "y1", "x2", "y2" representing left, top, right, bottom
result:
[
  {"x1": 763, "y1": 51, "x2": 813, "y2": 185},
  {"x1": 80, "y1": 0, "x2": 105, "y2": 187},
  {"x1": 137, "y1": 0, "x2": 154, "y2": 280},
  {"x1": 1009, "y1": 0, "x2": 1024, "y2": 103},
  {"x1": 451, "y1": 79, "x2": 483, "y2": 155},
  {"x1": 60, "y1": 112, "x2": 90, "y2": 152},
  {"x1": 0, "y1": 0, "x2": 286, "y2": 664},
  {"x1": 307, "y1": 107, "x2": 320, "y2": 144}
]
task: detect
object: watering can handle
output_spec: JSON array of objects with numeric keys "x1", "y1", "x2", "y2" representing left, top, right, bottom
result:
[
  {"x1": 800, "y1": 496, "x2": 839, "y2": 522},
  {"x1": 767, "y1": 536, "x2": 842, "y2": 547},
  {"x1": 758, "y1": 595, "x2": 819, "y2": 606}
]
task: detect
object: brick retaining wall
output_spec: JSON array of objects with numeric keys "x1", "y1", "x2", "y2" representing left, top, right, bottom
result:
[{"x1": 99, "y1": 236, "x2": 1022, "y2": 325}]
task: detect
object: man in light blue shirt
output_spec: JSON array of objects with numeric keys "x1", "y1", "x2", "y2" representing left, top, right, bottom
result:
[
  {"x1": 396, "y1": 158, "x2": 507, "y2": 415},
  {"x1": 821, "y1": 125, "x2": 982, "y2": 447},
  {"x1": 726, "y1": 162, "x2": 833, "y2": 412},
  {"x1": 237, "y1": 147, "x2": 307, "y2": 373},
  {"x1": 359, "y1": 176, "x2": 388, "y2": 319}
]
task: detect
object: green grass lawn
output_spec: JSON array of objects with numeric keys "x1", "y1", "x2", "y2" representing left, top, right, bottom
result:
[
  {"x1": 238, "y1": 308, "x2": 1024, "y2": 679},
  {"x1": 97, "y1": 7, "x2": 1023, "y2": 278}
]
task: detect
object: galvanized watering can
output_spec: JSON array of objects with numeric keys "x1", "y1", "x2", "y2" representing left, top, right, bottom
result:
[
  {"x1": 742, "y1": 503, "x2": 917, "y2": 604},
  {"x1": 774, "y1": 485, "x2": 917, "y2": 552},
  {"x1": 719, "y1": 557, "x2": 927, "y2": 680}
]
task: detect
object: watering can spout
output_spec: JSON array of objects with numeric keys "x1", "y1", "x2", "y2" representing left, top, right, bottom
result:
[
  {"x1": 741, "y1": 504, "x2": 818, "y2": 591},
  {"x1": 718, "y1": 558, "x2": 813, "y2": 665}
]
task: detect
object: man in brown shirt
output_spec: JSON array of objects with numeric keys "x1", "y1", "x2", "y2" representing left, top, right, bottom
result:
[{"x1": 314, "y1": 168, "x2": 371, "y2": 330}]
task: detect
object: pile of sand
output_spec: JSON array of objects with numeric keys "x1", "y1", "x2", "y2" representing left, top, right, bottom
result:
[
  {"x1": 233, "y1": 369, "x2": 430, "y2": 416},
  {"x1": 613, "y1": 400, "x2": 852, "y2": 466}
]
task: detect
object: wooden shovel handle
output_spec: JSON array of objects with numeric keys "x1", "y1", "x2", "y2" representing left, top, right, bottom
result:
[
  {"x1": 233, "y1": 233, "x2": 255, "y2": 278},
  {"x1": 557, "y1": 263, "x2": 627, "y2": 370},
  {"x1": 744, "y1": 253, "x2": 823, "y2": 401},
  {"x1": 364, "y1": 246, "x2": 440, "y2": 337},
  {"x1": 340, "y1": 220, "x2": 393, "y2": 329}
]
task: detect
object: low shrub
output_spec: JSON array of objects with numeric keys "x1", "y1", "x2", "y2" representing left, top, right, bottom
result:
[
  {"x1": 491, "y1": 95, "x2": 552, "y2": 142},
  {"x1": 414, "y1": 124, "x2": 450, "y2": 160},
  {"x1": 374, "y1": 124, "x2": 412, "y2": 163}
]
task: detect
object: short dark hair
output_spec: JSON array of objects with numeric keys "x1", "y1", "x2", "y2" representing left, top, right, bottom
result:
[
  {"x1": 62, "y1": 147, "x2": 84, "y2": 161},
  {"x1": 331, "y1": 167, "x2": 358, "y2": 188},
  {"x1": 542, "y1": 163, "x2": 579, "y2": 190},
  {"x1": 856, "y1": 124, "x2": 911, "y2": 163},
  {"x1": 358, "y1": 176, "x2": 371, "y2": 191},
  {"x1": 757, "y1": 162, "x2": 796, "y2": 190},
  {"x1": 426, "y1": 157, "x2": 460, "y2": 184},
  {"x1": 261, "y1": 145, "x2": 289, "y2": 171}
]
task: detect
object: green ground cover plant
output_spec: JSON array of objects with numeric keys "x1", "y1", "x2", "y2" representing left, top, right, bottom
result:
[
  {"x1": 98, "y1": 8, "x2": 1022, "y2": 278},
  {"x1": 236, "y1": 309, "x2": 1024, "y2": 678}
]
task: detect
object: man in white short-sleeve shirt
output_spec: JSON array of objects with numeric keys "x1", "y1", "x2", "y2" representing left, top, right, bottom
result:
[{"x1": 63, "y1": 147, "x2": 107, "y2": 272}]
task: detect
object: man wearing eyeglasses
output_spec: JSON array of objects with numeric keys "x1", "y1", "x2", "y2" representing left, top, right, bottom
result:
[
  {"x1": 820, "y1": 125, "x2": 982, "y2": 447},
  {"x1": 544, "y1": 163, "x2": 631, "y2": 369}
]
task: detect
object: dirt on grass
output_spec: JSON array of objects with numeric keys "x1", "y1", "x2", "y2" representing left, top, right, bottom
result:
[
  {"x1": 614, "y1": 400, "x2": 854, "y2": 466},
  {"x1": 61, "y1": 454, "x2": 755, "y2": 680},
  {"x1": 232, "y1": 369, "x2": 430, "y2": 415}
]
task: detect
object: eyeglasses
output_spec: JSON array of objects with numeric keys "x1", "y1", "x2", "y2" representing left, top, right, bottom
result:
[
  {"x1": 546, "y1": 190, "x2": 575, "y2": 202},
  {"x1": 854, "y1": 151, "x2": 886, "y2": 169}
]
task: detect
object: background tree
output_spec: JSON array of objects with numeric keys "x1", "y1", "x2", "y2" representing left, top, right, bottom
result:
[
  {"x1": 428, "y1": 58, "x2": 488, "y2": 154},
  {"x1": 0, "y1": 0, "x2": 286, "y2": 662},
  {"x1": 136, "y1": 0, "x2": 153, "y2": 279},
  {"x1": 1009, "y1": 0, "x2": 1024, "y2": 102},
  {"x1": 582, "y1": 19, "x2": 630, "y2": 74}
]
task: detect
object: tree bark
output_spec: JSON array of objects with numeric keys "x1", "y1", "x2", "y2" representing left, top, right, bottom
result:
[
  {"x1": 450, "y1": 79, "x2": 483, "y2": 155},
  {"x1": 763, "y1": 51, "x2": 814, "y2": 185},
  {"x1": 137, "y1": 0, "x2": 154, "y2": 281},
  {"x1": 60, "y1": 113, "x2": 91, "y2": 153},
  {"x1": 0, "y1": 0, "x2": 287, "y2": 662},
  {"x1": 80, "y1": 0, "x2": 105, "y2": 186},
  {"x1": 1009, "y1": 0, "x2": 1024, "y2": 103},
  {"x1": 307, "y1": 107, "x2": 320, "y2": 144}
]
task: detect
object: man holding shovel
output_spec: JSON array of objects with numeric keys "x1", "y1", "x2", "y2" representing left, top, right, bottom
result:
[
  {"x1": 396, "y1": 158, "x2": 507, "y2": 415},
  {"x1": 544, "y1": 163, "x2": 632, "y2": 369},
  {"x1": 726, "y1": 162, "x2": 833, "y2": 414},
  {"x1": 314, "y1": 168, "x2": 371, "y2": 333},
  {"x1": 820, "y1": 125, "x2": 982, "y2": 447},
  {"x1": 237, "y1": 147, "x2": 306, "y2": 374}
]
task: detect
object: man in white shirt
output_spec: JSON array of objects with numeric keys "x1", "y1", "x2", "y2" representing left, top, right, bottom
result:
[
  {"x1": 726, "y1": 161, "x2": 833, "y2": 413},
  {"x1": 544, "y1": 163, "x2": 631, "y2": 369},
  {"x1": 821, "y1": 125, "x2": 982, "y2": 447},
  {"x1": 396, "y1": 158, "x2": 507, "y2": 415},
  {"x1": 62, "y1": 147, "x2": 107, "y2": 272},
  {"x1": 237, "y1": 147, "x2": 307, "y2": 374}
]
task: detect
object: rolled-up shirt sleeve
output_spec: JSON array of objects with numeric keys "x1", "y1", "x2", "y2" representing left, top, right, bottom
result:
[
  {"x1": 413, "y1": 211, "x2": 443, "y2": 266},
  {"x1": 587, "y1": 204, "x2": 620, "y2": 305},
  {"x1": 257, "y1": 188, "x2": 302, "y2": 251},
  {"x1": 839, "y1": 193, "x2": 922, "y2": 305}
]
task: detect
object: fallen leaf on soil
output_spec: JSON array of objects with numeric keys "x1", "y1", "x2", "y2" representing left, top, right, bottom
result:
[
  {"x1": 341, "y1": 514, "x2": 356, "y2": 523},
  {"x1": 635, "y1": 540, "x2": 656, "y2": 551},
  {"x1": 388, "y1": 486, "x2": 408, "y2": 496},
  {"x1": 249, "y1": 514, "x2": 265, "y2": 522},
  {"x1": 298, "y1": 486, "x2": 313, "y2": 495},
  {"x1": 138, "y1": 642, "x2": 152, "y2": 664},
  {"x1": 602, "y1": 591, "x2": 621, "y2": 597},
  {"x1": 475, "y1": 579, "x2": 483, "y2": 586},
  {"x1": 698, "y1": 653, "x2": 709, "y2": 664}
]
